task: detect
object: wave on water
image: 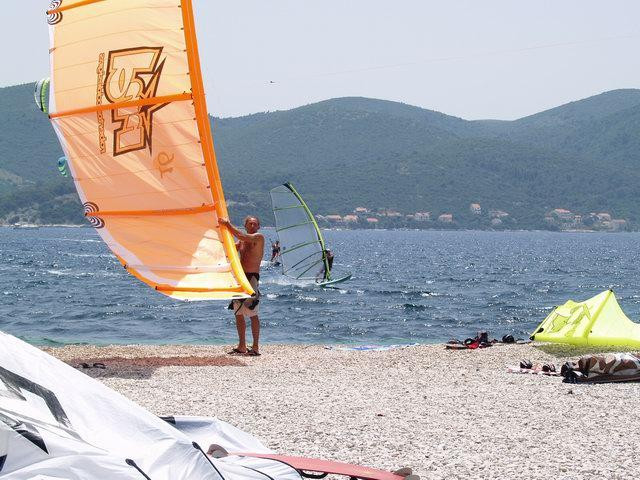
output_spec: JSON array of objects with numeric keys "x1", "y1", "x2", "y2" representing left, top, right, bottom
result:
[
  {"x1": 44, "y1": 238, "x2": 103, "y2": 243},
  {"x1": 296, "y1": 295, "x2": 320, "y2": 303},
  {"x1": 24, "y1": 336, "x2": 92, "y2": 347},
  {"x1": 46, "y1": 269, "x2": 74, "y2": 276},
  {"x1": 398, "y1": 303, "x2": 430, "y2": 311},
  {"x1": 260, "y1": 274, "x2": 295, "y2": 285}
]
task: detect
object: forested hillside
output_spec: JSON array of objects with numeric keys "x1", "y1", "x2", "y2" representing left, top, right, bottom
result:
[{"x1": 1, "y1": 83, "x2": 639, "y2": 229}]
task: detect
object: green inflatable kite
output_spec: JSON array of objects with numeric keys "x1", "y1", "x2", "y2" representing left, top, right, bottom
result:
[
  {"x1": 57, "y1": 156, "x2": 68, "y2": 177},
  {"x1": 531, "y1": 290, "x2": 640, "y2": 348},
  {"x1": 34, "y1": 77, "x2": 50, "y2": 114}
]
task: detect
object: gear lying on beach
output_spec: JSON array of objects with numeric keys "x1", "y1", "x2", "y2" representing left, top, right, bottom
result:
[
  {"x1": 506, "y1": 353, "x2": 640, "y2": 384},
  {"x1": 446, "y1": 332, "x2": 530, "y2": 350},
  {"x1": 560, "y1": 352, "x2": 640, "y2": 383},
  {"x1": 0, "y1": 330, "x2": 418, "y2": 479},
  {"x1": 507, "y1": 360, "x2": 560, "y2": 376}
]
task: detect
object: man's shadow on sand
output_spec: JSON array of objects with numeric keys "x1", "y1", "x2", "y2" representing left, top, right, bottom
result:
[{"x1": 66, "y1": 356, "x2": 247, "y2": 379}]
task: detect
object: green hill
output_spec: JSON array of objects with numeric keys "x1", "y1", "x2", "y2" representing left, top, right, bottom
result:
[
  {"x1": 0, "y1": 83, "x2": 80, "y2": 224},
  {"x1": 1, "y1": 82, "x2": 639, "y2": 229}
]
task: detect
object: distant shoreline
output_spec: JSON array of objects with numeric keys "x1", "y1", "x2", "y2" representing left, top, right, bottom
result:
[{"x1": 1, "y1": 224, "x2": 634, "y2": 233}]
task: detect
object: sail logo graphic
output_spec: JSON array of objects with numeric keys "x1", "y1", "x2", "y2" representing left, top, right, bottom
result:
[
  {"x1": 0, "y1": 366, "x2": 82, "y2": 461},
  {"x1": 103, "y1": 47, "x2": 167, "y2": 157},
  {"x1": 47, "y1": 0, "x2": 63, "y2": 25}
]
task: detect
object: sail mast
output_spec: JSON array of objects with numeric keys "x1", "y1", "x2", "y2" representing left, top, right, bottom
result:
[
  {"x1": 284, "y1": 183, "x2": 331, "y2": 281},
  {"x1": 180, "y1": 0, "x2": 253, "y2": 296}
]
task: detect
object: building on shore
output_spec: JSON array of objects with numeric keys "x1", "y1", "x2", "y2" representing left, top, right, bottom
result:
[
  {"x1": 438, "y1": 213, "x2": 453, "y2": 223},
  {"x1": 490, "y1": 209, "x2": 510, "y2": 219},
  {"x1": 383, "y1": 210, "x2": 403, "y2": 218},
  {"x1": 544, "y1": 209, "x2": 628, "y2": 231},
  {"x1": 610, "y1": 219, "x2": 627, "y2": 231},
  {"x1": 470, "y1": 203, "x2": 482, "y2": 215},
  {"x1": 548, "y1": 208, "x2": 573, "y2": 222}
]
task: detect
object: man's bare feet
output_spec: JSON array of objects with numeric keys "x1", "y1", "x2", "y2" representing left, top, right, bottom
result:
[{"x1": 228, "y1": 347, "x2": 247, "y2": 355}]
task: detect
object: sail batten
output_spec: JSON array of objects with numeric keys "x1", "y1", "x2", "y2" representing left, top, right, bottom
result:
[
  {"x1": 85, "y1": 205, "x2": 215, "y2": 217},
  {"x1": 47, "y1": 0, "x2": 252, "y2": 300},
  {"x1": 49, "y1": 93, "x2": 192, "y2": 118},
  {"x1": 276, "y1": 220, "x2": 315, "y2": 232}
]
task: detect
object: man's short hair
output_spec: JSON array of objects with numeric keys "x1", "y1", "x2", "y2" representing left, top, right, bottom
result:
[{"x1": 244, "y1": 216, "x2": 260, "y2": 225}]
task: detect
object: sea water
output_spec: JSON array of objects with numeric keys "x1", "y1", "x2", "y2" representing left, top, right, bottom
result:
[{"x1": 2, "y1": 227, "x2": 640, "y2": 346}]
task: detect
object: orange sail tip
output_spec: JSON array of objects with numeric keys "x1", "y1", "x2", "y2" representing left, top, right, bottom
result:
[{"x1": 47, "y1": 0, "x2": 252, "y2": 300}]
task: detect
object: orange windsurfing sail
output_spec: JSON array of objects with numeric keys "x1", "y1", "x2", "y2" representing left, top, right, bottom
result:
[{"x1": 45, "y1": 0, "x2": 253, "y2": 300}]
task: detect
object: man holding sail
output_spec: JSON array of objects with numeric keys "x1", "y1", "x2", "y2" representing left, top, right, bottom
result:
[{"x1": 219, "y1": 216, "x2": 264, "y2": 356}]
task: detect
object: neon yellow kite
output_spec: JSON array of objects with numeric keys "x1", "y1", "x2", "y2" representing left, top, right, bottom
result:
[{"x1": 531, "y1": 290, "x2": 640, "y2": 348}]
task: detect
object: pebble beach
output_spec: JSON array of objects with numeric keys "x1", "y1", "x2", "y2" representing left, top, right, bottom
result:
[{"x1": 47, "y1": 343, "x2": 640, "y2": 480}]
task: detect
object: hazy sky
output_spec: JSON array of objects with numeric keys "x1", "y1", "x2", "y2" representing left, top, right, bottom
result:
[{"x1": 4, "y1": 1, "x2": 639, "y2": 119}]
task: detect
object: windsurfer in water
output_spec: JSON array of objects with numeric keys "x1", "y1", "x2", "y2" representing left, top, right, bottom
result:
[
  {"x1": 318, "y1": 249, "x2": 334, "y2": 282},
  {"x1": 325, "y1": 249, "x2": 334, "y2": 271},
  {"x1": 219, "y1": 216, "x2": 265, "y2": 356},
  {"x1": 270, "y1": 240, "x2": 281, "y2": 265}
]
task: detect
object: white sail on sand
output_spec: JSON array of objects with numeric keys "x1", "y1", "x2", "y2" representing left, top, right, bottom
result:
[
  {"x1": 0, "y1": 330, "x2": 416, "y2": 480},
  {"x1": 0, "y1": 330, "x2": 290, "y2": 479}
]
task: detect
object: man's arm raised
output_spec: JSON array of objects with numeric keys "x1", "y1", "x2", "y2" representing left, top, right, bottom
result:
[{"x1": 219, "y1": 218, "x2": 256, "y2": 242}]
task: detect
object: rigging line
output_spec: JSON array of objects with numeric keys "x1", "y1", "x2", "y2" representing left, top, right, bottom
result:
[
  {"x1": 287, "y1": 250, "x2": 323, "y2": 271},
  {"x1": 276, "y1": 220, "x2": 314, "y2": 232},
  {"x1": 238, "y1": 32, "x2": 640, "y2": 87},
  {"x1": 293, "y1": 258, "x2": 325, "y2": 280}
]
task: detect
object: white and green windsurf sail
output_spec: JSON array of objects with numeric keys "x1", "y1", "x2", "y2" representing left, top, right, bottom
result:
[{"x1": 270, "y1": 183, "x2": 331, "y2": 282}]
